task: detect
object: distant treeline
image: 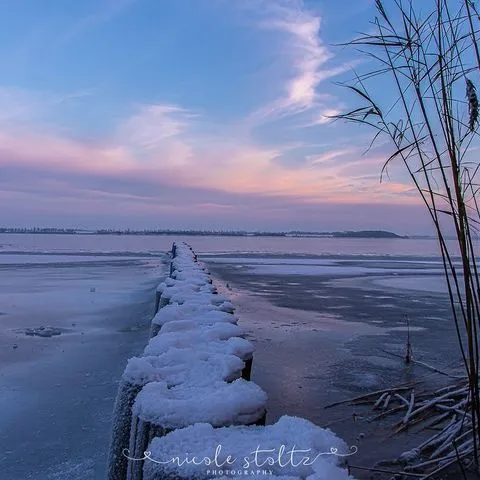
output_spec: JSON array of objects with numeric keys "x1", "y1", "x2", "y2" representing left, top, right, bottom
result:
[
  {"x1": 0, "y1": 227, "x2": 407, "y2": 238},
  {"x1": 95, "y1": 229, "x2": 289, "y2": 237},
  {"x1": 0, "y1": 227, "x2": 78, "y2": 234}
]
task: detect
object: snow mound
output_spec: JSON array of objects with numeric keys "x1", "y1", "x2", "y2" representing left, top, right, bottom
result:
[
  {"x1": 152, "y1": 304, "x2": 238, "y2": 329},
  {"x1": 133, "y1": 378, "x2": 267, "y2": 429},
  {"x1": 160, "y1": 320, "x2": 241, "y2": 337},
  {"x1": 144, "y1": 323, "x2": 252, "y2": 358},
  {"x1": 143, "y1": 416, "x2": 356, "y2": 480},
  {"x1": 122, "y1": 348, "x2": 244, "y2": 387}
]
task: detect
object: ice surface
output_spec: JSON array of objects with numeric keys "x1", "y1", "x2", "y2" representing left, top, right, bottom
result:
[
  {"x1": 0, "y1": 253, "x2": 152, "y2": 265},
  {"x1": 206, "y1": 257, "x2": 341, "y2": 266},
  {"x1": 0, "y1": 251, "x2": 166, "y2": 480},
  {"x1": 372, "y1": 275, "x2": 450, "y2": 293},
  {"x1": 247, "y1": 264, "x2": 442, "y2": 276},
  {"x1": 203, "y1": 255, "x2": 445, "y2": 278}
]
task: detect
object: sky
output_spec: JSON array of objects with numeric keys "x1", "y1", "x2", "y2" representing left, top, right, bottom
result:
[{"x1": 0, "y1": 0, "x2": 431, "y2": 234}]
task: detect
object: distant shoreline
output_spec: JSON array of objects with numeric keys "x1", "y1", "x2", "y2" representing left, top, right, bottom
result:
[{"x1": 0, "y1": 228, "x2": 411, "y2": 239}]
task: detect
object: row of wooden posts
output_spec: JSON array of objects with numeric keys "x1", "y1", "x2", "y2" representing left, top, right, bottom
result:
[{"x1": 106, "y1": 242, "x2": 259, "y2": 480}]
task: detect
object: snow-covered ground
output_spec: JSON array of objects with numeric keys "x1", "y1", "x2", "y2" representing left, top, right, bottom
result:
[{"x1": 0, "y1": 252, "x2": 167, "y2": 479}]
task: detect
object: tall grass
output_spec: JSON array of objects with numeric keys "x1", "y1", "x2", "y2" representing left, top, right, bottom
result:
[{"x1": 336, "y1": 0, "x2": 480, "y2": 469}]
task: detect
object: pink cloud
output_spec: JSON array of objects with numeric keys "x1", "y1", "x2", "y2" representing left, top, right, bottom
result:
[
  {"x1": 0, "y1": 112, "x2": 418, "y2": 207},
  {"x1": 0, "y1": 86, "x2": 422, "y2": 234}
]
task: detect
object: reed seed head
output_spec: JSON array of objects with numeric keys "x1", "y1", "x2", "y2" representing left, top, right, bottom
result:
[{"x1": 466, "y1": 78, "x2": 478, "y2": 132}]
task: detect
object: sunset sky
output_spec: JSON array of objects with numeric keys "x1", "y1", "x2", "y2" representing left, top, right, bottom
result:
[{"x1": 0, "y1": 0, "x2": 429, "y2": 234}]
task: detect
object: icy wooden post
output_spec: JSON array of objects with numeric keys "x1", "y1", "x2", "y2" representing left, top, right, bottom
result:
[
  {"x1": 151, "y1": 243, "x2": 179, "y2": 332},
  {"x1": 151, "y1": 293, "x2": 170, "y2": 336},
  {"x1": 150, "y1": 297, "x2": 170, "y2": 334},
  {"x1": 242, "y1": 356, "x2": 253, "y2": 380},
  {"x1": 126, "y1": 379, "x2": 268, "y2": 480},
  {"x1": 111, "y1": 346, "x2": 246, "y2": 480},
  {"x1": 126, "y1": 417, "x2": 161, "y2": 480},
  {"x1": 153, "y1": 291, "x2": 161, "y2": 315},
  {"x1": 150, "y1": 290, "x2": 171, "y2": 336},
  {"x1": 107, "y1": 381, "x2": 143, "y2": 480},
  {"x1": 149, "y1": 322, "x2": 161, "y2": 339},
  {"x1": 127, "y1": 414, "x2": 265, "y2": 480}
]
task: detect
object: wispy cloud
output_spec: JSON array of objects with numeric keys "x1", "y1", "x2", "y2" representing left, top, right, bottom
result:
[
  {"x1": 0, "y1": 86, "x2": 96, "y2": 128},
  {"x1": 62, "y1": 0, "x2": 136, "y2": 42},
  {"x1": 119, "y1": 105, "x2": 192, "y2": 145},
  {"x1": 117, "y1": 104, "x2": 196, "y2": 167},
  {"x1": 247, "y1": 0, "x2": 354, "y2": 123},
  {"x1": 308, "y1": 147, "x2": 357, "y2": 165},
  {"x1": 266, "y1": 2, "x2": 330, "y2": 111}
]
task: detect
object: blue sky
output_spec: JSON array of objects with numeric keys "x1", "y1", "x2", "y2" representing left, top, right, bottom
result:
[{"x1": 0, "y1": 0, "x2": 429, "y2": 234}]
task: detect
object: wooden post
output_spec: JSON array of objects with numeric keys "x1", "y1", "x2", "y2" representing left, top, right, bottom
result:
[
  {"x1": 106, "y1": 381, "x2": 142, "y2": 480},
  {"x1": 127, "y1": 419, "x2": 168, "y2": 480},
  {"x1": 255, "y1": 410, "x2": 267, "y2": 426},
  {"x1": 127, "y1": 410, "x2": 266, "y2": 480},
  {"x1": 242, "y1": 356, "x2": 253, "y2": 381},
  {"x1": 153, "y1": 291, "x2": 161, "y2": 315},
  {"x1": 111, "y1": 242, "x2": 263, "y2": 480},
  {"x1": 149, "y1": 322, "x2": 161, "y2": 338}
]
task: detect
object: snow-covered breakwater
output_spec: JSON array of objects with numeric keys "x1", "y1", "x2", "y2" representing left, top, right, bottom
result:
[{"x1": 107, "y1": 242, "x2": 356, "y2": 480}]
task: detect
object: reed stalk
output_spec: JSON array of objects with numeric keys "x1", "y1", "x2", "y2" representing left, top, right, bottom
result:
[{"x1": 336, "y1": 0, "x2": 480, "y2": 470}]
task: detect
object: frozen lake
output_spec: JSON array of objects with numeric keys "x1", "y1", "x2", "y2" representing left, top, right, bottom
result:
[
  {"x1": 0, "y1": 234, "x2": 466, "y2": 479},
  {"x1": 0, "y1": 248, "x2": 168, "y2": 480}
]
